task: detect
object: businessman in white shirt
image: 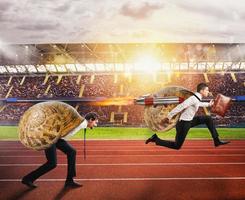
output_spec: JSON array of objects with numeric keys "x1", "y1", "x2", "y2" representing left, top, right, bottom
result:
[
  {"x1": 146, "y1": 83, "x2": 230, "y2": 149},
  {"x1": 22, "y1": 112, "x2": 98, "y2": 188}
]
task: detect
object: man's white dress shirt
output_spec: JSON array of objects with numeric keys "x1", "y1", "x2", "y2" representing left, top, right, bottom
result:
[
  {"x1": 167, "y1": 92, "x2": 210, "y2": 121},
  {"x1": 64, "y1": 119, "x2": 88, "y2": 139}
]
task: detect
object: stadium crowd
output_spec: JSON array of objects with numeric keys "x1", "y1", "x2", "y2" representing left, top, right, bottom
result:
[{"x1": 0, "y1": 73, "x2": 244, "y2": 127}]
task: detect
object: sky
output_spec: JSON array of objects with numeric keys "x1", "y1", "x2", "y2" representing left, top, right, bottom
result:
[{"x1": 1, "y1": 0, "x2": 245, "y2": 44}]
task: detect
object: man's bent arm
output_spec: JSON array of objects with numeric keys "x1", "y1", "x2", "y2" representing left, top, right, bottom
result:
[
  {"x1": 167, "y1": 96, "x2": 196, "y2": 120},
  {"x1": 199, "y1": 102, "x2": 210, "y2": 107}
]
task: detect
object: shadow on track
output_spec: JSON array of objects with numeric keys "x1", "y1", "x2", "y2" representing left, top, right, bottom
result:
[{"x1": 53, "y1": 185, "x2": 83, "y2": 200}]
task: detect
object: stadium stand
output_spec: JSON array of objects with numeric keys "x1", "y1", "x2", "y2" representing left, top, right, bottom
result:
[{"x1": 0, "y1": 72, "x2": 244, "y2": 127}]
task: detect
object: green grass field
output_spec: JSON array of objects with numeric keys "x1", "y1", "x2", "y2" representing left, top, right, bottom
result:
[{"x1": 0, "y1": 126, "x2": 244, "y2": 140}]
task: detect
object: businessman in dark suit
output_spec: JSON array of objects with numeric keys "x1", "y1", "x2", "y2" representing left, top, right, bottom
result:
[
  {"x1": 146, "y1": 83, "x2": 230, "y2": 149},
  {"x1": 22, "y1": 112, "x2": 98, "y2": 188}
]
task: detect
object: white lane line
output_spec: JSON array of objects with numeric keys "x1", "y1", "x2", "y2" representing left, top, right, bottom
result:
[
  {"x1": 0, "y1": 147, "x2": 245, "y2": 151},
  {"x1": 0, "y1": 154, "x2": 245, "y2": 158},
  {"x1": 0, "y1": 145, "x2": 244, "y2": 149},
  {"x1": 0, "y1": 149, "x2": 244, "y2": 152},
  {"x1": 1, "y1": 139, "x2": 245, "y2": 141},
  {"x1": 0, "y1": 162, "x2": 245, "y2": 166},
  {"x1": 0, "y1": 177, "x2": 245, "y2": 181}
]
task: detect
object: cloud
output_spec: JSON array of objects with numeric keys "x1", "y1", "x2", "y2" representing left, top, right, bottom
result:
[
  {"x1": 120, "y1": 1, "x2": 164, "y2": 20},
  {"x1": 15, "y1": 21, "x2": 61, "y2": 31},
  {"x1": 175, "y1": 0, "x2": 245, "y2": 21},
  {"x1": 53, "y1": 1, "x2": 72, "y2": 12},
  {"x1": 177, "y1": 3, "x2": 229, "y2": 20},
  {"x1": 0, "y1": 1, "x2": 12, "y2": 11},
  {"x1": 0, "y1": 0, "x2": 245, "y2": 43},
  {"x1": 0, "y1": 1, "x2": 14, "y2": 22}
]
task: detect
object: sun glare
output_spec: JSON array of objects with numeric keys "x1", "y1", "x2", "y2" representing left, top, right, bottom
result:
[{"x1": 134, "y1": 55, "x2": 161, "y2": 73}]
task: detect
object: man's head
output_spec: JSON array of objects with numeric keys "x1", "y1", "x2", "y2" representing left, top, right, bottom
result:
[
  {"x1": 197, "y1": 83, "x2": 209, "y2": 97},
  {"x1": 85, "y1": 112, "x2": 98, "y2": 129}
]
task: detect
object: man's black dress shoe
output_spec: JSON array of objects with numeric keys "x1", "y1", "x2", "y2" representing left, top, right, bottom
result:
[
  {"x1": 145, "y1": 134, "x2": 157, "y2": 144},
  {"x1": 64, "y1": 180, "x2": 82, "y2": 188},
  {"x1": 214, "y1": 140, "x2": 230, "y2": 147},
  {"x1": 21, "y1": 178, "x2": 37, "y2": 188}
]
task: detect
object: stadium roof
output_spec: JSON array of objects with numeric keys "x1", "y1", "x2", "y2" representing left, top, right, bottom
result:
[{"x1": 0, "y1": 43, "x2": 245, "y2": 74}]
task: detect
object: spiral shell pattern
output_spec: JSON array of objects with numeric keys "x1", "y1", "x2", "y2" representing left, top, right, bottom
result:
[
  {"x1": 144, "y1": 86, "x2": 194, "y2": 132},
  {"x1": 19, "y1": 101, "x2": 83, "y2": 150}
]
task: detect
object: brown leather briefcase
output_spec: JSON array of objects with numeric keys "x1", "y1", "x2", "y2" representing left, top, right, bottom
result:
[{"x1": 211, "y1": 94, "x2": 232, "y2": 117}]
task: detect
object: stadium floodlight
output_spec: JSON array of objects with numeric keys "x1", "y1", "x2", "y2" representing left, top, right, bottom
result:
[
  {"x1": 179, "y1": 62, "x2": 189, "y2": 71},
  {"x1": 36, "y1": 65, "x2": 46, "y2": 73},
  {"x1": 105, "y1": 63, "x2": 114, "y2": 71},
  {"x1": 115, "y1": 63, "x2": 124, "y2": 71},
  {"x1": 6, "y1": 65, "x2": 17, "y2": 73},
  {"x1": 133, "y1": 55, "x2": 161, "y2": 73},
  {"x1": 241, "y1": 62, "x2": 245, "y2": 70},
  {"x1": 232, "y1": 63, "x2": 240, "y2": 70},
  {"x1": 95, "y1": 64, "x2": 105, "y2": 71},
  {"x1": 0, "y1": 66, "x2": 7, "y2": 73},
  {"x1": 188, "y1": 62, "x2": 197, "y2": 70},
  {"x1": 85, "y1": 64, "x2": 96, "y2": 71},
  {"x1": 26, "y1": 65, "x2": 37, "y2": 73},
  {"x1": 197, "y1": 62, "x2": 207, "y2": 71},
  {"x1": 16, "y1": 65, "x2": 26, "y2": 73},
  {"x1": 222, "y1": 62, "x2": 232, "y2": 70},
  {"x1": 123, "y1": 63, "x2": 130, "y2": 72},
  {"x1": 162, "y1": 63, "x2": 171, "y2": 71},
  {"x1": 75, "y1": 64, "x2": 86, "y2": 72},
  {"x1": 214, "y1": 62, "x2": 223, "y2": 70},
  {"x1": 46, "y1": 64, "x2": 57, "y2": 72},
  {"x1": 207, "y1": 62, "x2": 215, "y2": 69},
  {"x1": 56, "y1": 64, "x2": 67, "y2": 72},
  {"x1": 66, "y1": 64, "x2": 77, "y2": 72}
]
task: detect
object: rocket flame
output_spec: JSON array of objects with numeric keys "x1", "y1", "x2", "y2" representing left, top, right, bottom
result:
[{"x1": 89, "y1": 97, "x2": 135, "y2": 106}]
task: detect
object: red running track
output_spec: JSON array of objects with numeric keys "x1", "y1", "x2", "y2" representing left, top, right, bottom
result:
[{"x1": 0, "y1": 140, "x2": 245, "y2": 200}]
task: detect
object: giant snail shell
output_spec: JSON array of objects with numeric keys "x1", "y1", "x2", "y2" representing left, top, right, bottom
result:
[
  {"x1": 19, "y1": 101, "x2": 83, "y2": 151},
  {"x1": 144, "y1": 86, "x2": 194, "y2": 132}
]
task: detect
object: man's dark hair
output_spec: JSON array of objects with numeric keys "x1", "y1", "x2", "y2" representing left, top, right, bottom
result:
[
  {"x1": 197, "y1": 83, "x2": 208, "y2": 92},
  {"x1": 85, "y1": 112, "x2": 98, "y2": 121}
]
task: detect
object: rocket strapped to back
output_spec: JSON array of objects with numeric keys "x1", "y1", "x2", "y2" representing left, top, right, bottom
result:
[
  {"x1": 134, "y1": 95, "x2": 243, "y2": 106},
  {"x1": 1, "y1": 94, "x2": 243, "y2": 106},
  {"x1": 135, "y1": 96, "x2": 185, "y2": 106}
]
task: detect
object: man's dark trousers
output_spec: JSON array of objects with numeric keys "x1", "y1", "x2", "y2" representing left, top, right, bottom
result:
[
  {"x1": 155, "y1": 116, "x2": 219, "y2": 149},
  {"x1": 23, "y1": 139, "x2": 76, "y2": 181}
]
